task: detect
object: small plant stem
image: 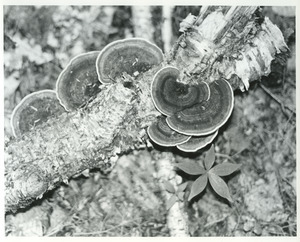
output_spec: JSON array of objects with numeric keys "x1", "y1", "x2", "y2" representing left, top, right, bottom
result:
[
  {"x1": 259, "y1": 83, "x2": 295, "y2": 116},
  {"x1": 215, "y1": 153, "x2": 235, "y2": 162}
]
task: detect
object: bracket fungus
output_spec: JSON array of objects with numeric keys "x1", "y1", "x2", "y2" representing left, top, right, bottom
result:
[
  {"x1": 96, "y1": 38, "x2": 164, "y2": 84},
  {"x1": 147, "y1": 116, "x2": 191, "y2": 147},
  {"x1": 166, "y1": 79, "x2": 234, "y2": 136},
  {"x1": 56, "y1": 51, "x2": 101, "y2": 111},
  {"x1": 151, "y1": 66, "x2": 210, "y2": 116},
  {"x1": 177, "y1": 131, "x2": 218, "y2": 152},
  {"x1": 10, "y1": 90, "x2": 65, "y2": 138}
]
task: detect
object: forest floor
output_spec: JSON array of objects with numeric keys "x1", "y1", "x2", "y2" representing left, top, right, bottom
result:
[{"x1": 3, "y1": 6, "x2": 296, "y2": 236}]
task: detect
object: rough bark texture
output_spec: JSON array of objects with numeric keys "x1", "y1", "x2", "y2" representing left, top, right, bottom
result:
[{"x1": 5, "y1": 6, "x2": 288, "y2": 213}]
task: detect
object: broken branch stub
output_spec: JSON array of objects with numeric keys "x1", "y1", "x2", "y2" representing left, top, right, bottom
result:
[
  {"x1": 172, "y1": 7, "x2": 288, "y2": 91},
  {"x1": 56, "y1": 51, "x2": 101, "y2": 111},
  {"x1": 10, "y1": 90, "x2": 65, "y2": 138},
  {"x1": 96, "y1": 38, "x2": 164, "y2": 84},
  {"x1": 167, "y1": 79, "x2": 234, "y2": 136}
]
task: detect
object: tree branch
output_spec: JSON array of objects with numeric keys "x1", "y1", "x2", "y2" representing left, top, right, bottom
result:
[{"x1": 5, "y1": 6, "x2": 288, "y2": 213}]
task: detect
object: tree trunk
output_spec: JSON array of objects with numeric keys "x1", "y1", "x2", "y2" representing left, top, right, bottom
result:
[
  {"x1": 132, "y1": 6, "x2": 155, "y2": 42},
  {"x1": 5, "y1": 6, "x2": 288, "y2": 213}
]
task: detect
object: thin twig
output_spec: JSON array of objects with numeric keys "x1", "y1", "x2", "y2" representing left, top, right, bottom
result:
[
  {"x1": 215, "y1": 153, "x2": 236, "y2": 162},
  {"x1": 204, "y1": 215, "x2": 229, "y2": 228},
  {"x1": 259, "y1": 84, "x2": 295, "y2": 115}
]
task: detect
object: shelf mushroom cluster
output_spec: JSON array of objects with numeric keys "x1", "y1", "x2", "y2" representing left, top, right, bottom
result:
[
  {"x1": 148, "y1": 66, "x2": 234, "y2": 152},
  {"x1": 10, "y1": 38, "x2": 164, "y2": 138},
  {"x1": 10, "y1": 37, "x2": 233, "y2": 153}
]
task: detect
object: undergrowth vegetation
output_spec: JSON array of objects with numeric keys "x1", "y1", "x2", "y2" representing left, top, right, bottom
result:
[{"x1": 4, "y1": 6, "x2": 296, "y2": 236}]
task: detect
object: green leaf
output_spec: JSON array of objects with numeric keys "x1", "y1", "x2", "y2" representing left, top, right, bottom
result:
[
  {"x1": 188, "y1": 174, "x2": 208, "y2": 201},
  {"x1": 204, "y1": 144, "x2": 215, "y2": 170},
  {"x1": 208, "y1": 172, "x2": 233, "y2": 202},
  {"x1": 177, "y1": 182, "x2": 188, "y2": 192},
  {"x1": 164, "y1": 180, "x2": 175, "y2": 194},
  {"x1": 177, "y1": 191, "x2": 185, "y2": 201},
  {"x1": 210, "y1": 163, "x2": 241, "y2": 176},
  {"x1": 175, "y1": 162, "x2": 206, "y2": 175},
  {"x1": 166, "y1": 194, "x2": 177, "y2": 210}
]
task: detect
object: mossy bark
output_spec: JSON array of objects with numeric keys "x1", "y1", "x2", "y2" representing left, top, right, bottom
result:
[{"x1": 5, "y1": 6, "x2": 288, "y2": 213}]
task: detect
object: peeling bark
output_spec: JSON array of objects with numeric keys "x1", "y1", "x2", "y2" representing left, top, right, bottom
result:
[{"x1": 5, "y1": 6, "x2": 288, "y2": 213}]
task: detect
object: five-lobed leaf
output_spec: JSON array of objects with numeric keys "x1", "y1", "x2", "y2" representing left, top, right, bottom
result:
[
  {"x1": 208, "y1": 172, "x2": 233, "y2": 202},
  {"x1": 204, "y1": 144, "x2": 215, "y2": 170},
  {"x1": 175, "y1": 162, "x2": 206, "y2": 175},
  {"x1": 188, "y1": 174, "x2": 208, "y2": 201},
  {"x1": 210, "y1": 163, "x2": 242, "y2": 176},
  {"x1": 174, "y1": 144, "x2": 241, "y2": 204}
]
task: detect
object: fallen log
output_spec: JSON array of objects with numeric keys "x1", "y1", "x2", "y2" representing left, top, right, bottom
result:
[{"x1": 5, "y1": 6, "x2": 288, "y2": 213}]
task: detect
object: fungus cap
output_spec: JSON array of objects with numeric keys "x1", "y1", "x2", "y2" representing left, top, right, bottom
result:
[
  {"x1": 147, "y1": 116, "x2": 191, "y2": 147},
  {"x1": 96, "y1": 38, "x2": 164, "y2": 84},
  {"x1": 166, "y1": 79, "x2": 234, "y2": 136},
  {"x1": 177, "y1": 131, "x2": 218, "y2": 152},
  {"x1": 151, "y1": 66, "x2": 210, "y2": 116},
  {"x1": 10, "y1": 90, "x2": 65, "y2": 138},
  {"x1": 56, "y1": 51, "x2": 101, "y2": 111}
]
